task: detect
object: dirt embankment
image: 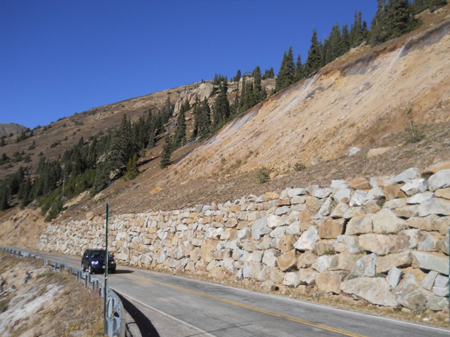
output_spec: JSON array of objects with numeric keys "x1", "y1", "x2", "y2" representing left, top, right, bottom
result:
[{"x1": 0, "y1": 251, "x2": 103, "y2": 336}]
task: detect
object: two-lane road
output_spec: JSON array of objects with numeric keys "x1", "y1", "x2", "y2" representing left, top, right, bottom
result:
[{"x1": 9, "y1": 247, "x2": 450, "y2": 337}]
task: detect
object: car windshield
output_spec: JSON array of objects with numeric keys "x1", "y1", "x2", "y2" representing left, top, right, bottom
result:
[{"x1": 90, "y1": 250, "x2": 113, "y2": 258}]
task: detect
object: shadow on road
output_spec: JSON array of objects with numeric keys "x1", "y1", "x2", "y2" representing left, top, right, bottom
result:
[
  {"x1": 113, "y1": 269, "x2": 134, "y2": 274},
  {"x1": 116, "y1": 292, "x2": 160, "y2": 337}
]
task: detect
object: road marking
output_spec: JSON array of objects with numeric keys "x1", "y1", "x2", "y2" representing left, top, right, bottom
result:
[{"x1": 152, "y1": 280, "x2": 367, "y2": 337}]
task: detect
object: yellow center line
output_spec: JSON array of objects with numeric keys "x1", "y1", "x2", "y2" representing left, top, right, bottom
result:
[{"x1": 153, "y1": 279, "x2": 367, "y2": 337}]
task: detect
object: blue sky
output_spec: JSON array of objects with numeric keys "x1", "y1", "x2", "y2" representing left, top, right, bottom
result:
[{"x1": 0, "y1": 1, "x2": 377, "y2": 129}]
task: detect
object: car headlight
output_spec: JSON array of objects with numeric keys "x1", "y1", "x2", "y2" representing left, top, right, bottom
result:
[
  {"x1": 92, "y1": 261, "x2": 99, "y2": 265},
  {"x1": 110, "y1": 261, "x2": 115, "y2": 264}
]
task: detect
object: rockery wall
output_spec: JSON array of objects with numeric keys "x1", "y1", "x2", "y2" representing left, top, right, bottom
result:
[{"x1": 38, "y1": 166, "x2": 450, "y2": 312}]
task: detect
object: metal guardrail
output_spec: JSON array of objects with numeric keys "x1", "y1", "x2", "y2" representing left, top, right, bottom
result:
[{"x1": 1, "y1": 247, "x2": 125, "y2": 337}]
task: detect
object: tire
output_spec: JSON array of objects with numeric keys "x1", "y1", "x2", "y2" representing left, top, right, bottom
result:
[
  {"x1": 111, "y1": 268, "x2": 116, "y2": 274},
  {"x1": 88, "y1": 265, "x2": 93, "y2": 274}
]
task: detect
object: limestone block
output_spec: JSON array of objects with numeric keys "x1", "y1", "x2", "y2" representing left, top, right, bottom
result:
[
  {"x1": 287, "y1": 188, "x2": 307, "y2": 197},
  {"x1": 433, "y1": 287, "x2": 449, "y2": 297},
  {"x1": 269, "y1": 267, "x2": 285, "y2": 284},
  {"x1": 264, "y1": 192, "x2": 280, "y2": 201},
  {"x1": 395, "y1": 273, "x2": 448, "y2": 311},
  {"x1": 277, "y1": 235, "x2": 296, "y2": 254},
  {"x1": 384, "y1": 198, "x2": 407, "y2": 210},
  {"x1": 428, "y1": 169, "x2": 450, "y2": 192},
  {"x1": 406, "y1": 216, "x2": 436, "y2": 231},
  {"x1": 343, "y1": 206, "x2": 365, "y2": 219},
  {"x1": 312, "y1": 255, "x2": 338, "y2": 273},
  {"x1": 401, "y1": 179, "x2": 428, "y2": 196},
  {"x1": 376, "y1": 250, "x2": 412, "y2": 273},
  {"x1": 345, "y1": 214, "x2": 373, "y2": 235},
  {"x1": 372, "y1": 209, "x2": 407, "y2": 234},
  {"x1": 294, "y1": 226, "x2": 319, "y2": 251},
  {"x1": 434, "y1": 217, "x2": 450, "y2": 235},
  {"x1": 262, "y1": 249, "x2": 278, "y2": 267},
  {"x1": 283, "y1": 272, "x2": 302, "y2": 287},
  {"x1": 331, "y1": 203, "x2": 349, "y2": 219},
  {"x1": 383, "y1": 184, "x2": 406, "y2": 201},
  {"x1": 350, "y1": 190, "x2": 368, "y2": 207},
  {"x1": 418, "y1": 232, "x2": 441, "y2": 252},
  {"x1": 419, "y1": 198, "x2": 450, "y2": 216},
  {"x1": 436, "y1": 188, "x2": 450, "y2": 200},
  {"x1": 341, "y1": 278, "x2": 397, "y2": 307},
  {"x1": 411, "y1": 251, "x2": 449, "y2": 275},
  {"x1": 394, "y1": 205, "x2": 421, "y2": 218},
  {"x1": 359, "y1": 234, "x2": 396, "y2": 256},
  {"x1": 314, "y1": 197, "x2": 333, "y2": 219},
  {"x1": 367, "y1": 147, "x2": 392, "y2": 158},
  {"x1": 298, "y1": 268, "x2": 319, "y2": 285},
  {"x1": 406, "y1": 192, "x2": 434, "y2": 205},
  {"x1": 334, "y1": 187, "x2": 351, "y2": 203},
  {"x1": 270, "y1": 226, "x2": 287, "y2": 238},
  {"x1": 221, "y1": 228, "x2": 237, "y2": 241},
  {"x1": 421, "y1": 271, "x2": 438, "y2": 291},
  {"x1": 350, "y1": 253, "x2": 377, "y2": 278},
  {"x1": 438, "y1": 235, "x2": 449, "y2": 255},
  {"x1": 252, "y1": 216, "x2": 270, "y2": 240},
  {"x1": 397, "y1": 229, "x2": 419, "y2": 250},
  {"x1": 314, "y1": 240, "x2": 337, "y2": 256},
  {"x1": 286, "y1": 222, "x2": 301, "y2": 235},
  {"x1": 434, "y1": 274, "x2": 448, "y2": 288},
  {"x1": 309, "y1": 186, "x2": 332, "y2": 199},
  {"x1": 362, "y1": 200, "x2": 381, "y2": 214},
  {"x1": 350, "y1": 178, "x2": 371, "y2": 190},
  {"x1": 297, "y1": 252, "x2": 317, "y2": 269},
  {"x1": 276, "y1": 250, "x2": 298, "y2": 271},
  {"x1": 387, "y1": 267, "x2": 403, "y2": 288},
  {"x1": 200, "y1": 239, "x2": 217, "y2": 263},
  {"x1": 315, "y1": 271, "x2": 342, "y2": 294},
  {"x1": 337, "y1": 254, "x2": 361, "y2": 272},
  {"x1": 222, "y1": 258, "x2": 235, "y2": 273},
  {"x1": 319, "y1": 220, "x2": 344, "y2": 239},
  {"x1": 393, "y1": 167, "x2": 419, "y2": 184},
  {"x1": 335, "y1": 235, "x2": 361, "y2": 254},
  {"x1": 237, "y1": 228, "x2": 251, "y2": 240}
]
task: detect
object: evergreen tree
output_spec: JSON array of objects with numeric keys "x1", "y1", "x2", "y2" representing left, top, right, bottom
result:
[
  {"x1": 294, "y1": 55, "x2": 305, "y2": 82},
  {"x1": 275, "y1": 46, "x2": 295, "y2": 92},
  {"x1": 233, "y1": 70, "x2": 241, "y2": 82},
  {"x1": 163, "y1": 96, "x2": 173, "y2": 123},
  {"x1": 429, "y1": 0, "x2": 448, "y2": 12},
  {"x1": 160, "y1": 134, "x2": 172, "y2": 169},
  {"x1": 340, "y1": 24, "x2": 351, "y2": 55},
  {"x1": 350, "y1": 11, "x2": 364, "y2": 47},
  {"x1": 198, "y1": 98, "x2": 211, "y2": 140},
  {"x1": 125, "y1": 153, "x2": 139, "y2": 180},
  {"x1": 386, "y1": 0, "x2": 413, "y2": 39},
  {"x1": 108, "y1": 114, "x2": 133, "y2": 173},
  {"x1": 172, "y1": 107, "x2": 187, "y2": 149},
  {"x1": 305, "y1": 29, "x2": 323, "y2": 76},
  {"x1": 92, "y1": 162, "x2": 109, "y2": 195},
  {"x1": 262, "y1": 67, "x2": 274, "y2": 79},
  {"x1": 212, "y1": 79, "x2": 230, "y2": 129},
  {"x1": 191, "y1": 96, "x2": 201, "y2": 140},
  {"x1": 368, "y1": 0, "x2": 388, "y2": 45},
  {"x1": 0, "y1": 183, "x2": 9, "y2": 210}
]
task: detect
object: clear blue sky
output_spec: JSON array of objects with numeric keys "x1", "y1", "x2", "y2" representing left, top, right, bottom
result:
[{"x1": 0, "y1": 1, "x2": 377, "y2": 129}]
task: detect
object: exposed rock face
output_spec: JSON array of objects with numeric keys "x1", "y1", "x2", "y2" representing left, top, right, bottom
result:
[
  {"x1": 37, "y1": 167, "x2": 450, "y2": 312},
  {"x1": 0, "y1": 123, "x2": 27, "y2": 137}
]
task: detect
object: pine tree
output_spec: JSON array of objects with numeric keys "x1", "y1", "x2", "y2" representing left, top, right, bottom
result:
[
  {"x1": 163, "y1": 96, "x2": 173, "y2": 123},
  {"x1": 233, "y1": 70, "x2": 241, "y2": 82},
  {"x1": 198, "y1": 98, "x2": 211, "y2": 140},
  {"x1": 172, "y1": 107, "x2": 187, "y2": 149},
  {"x1": 368, "y1": 0, "x2": 388, "y2": 46},
  {"x1": 160, "y1": 134, "x2": 172, "y2": 169},
  {"x1": 262, "y1": 67, "x2": 274, "y2": 79},
  {"x1": 305, "y1": 29, "x2": 323, "y2": 76},
  {"x1": 212, "y1": 79, "x2": 230, "y2": 129},
  {"x1": 0, "y1": 183, "x2": 9, "y2": 210},
  {"x1": 294, "y1": 55, "x2": 304, "y2": 82},
  {"x1": 275, "y1": 46, "x2": 295, "y2": 92},
  {"x1": 92, "y1": 162, "x2": 109, "y2": 195},
  {"x1": 386, "y1": 0, "x2": 413, "y2": 39},
  {"x1": 125, "y1": 153, "x2": 139, "y2": 179},
  {"x1": 340, "y1": 24, "x2": 351, "y2": 55}
]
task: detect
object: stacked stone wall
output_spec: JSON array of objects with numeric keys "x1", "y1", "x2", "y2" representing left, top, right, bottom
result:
[{"x1": 38, "y1": 167, "x2": 450, "y2": 312}]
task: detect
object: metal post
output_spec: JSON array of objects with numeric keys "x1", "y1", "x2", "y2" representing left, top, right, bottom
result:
[{"x1": 104, "y1": 203, "x2": 109, "y2": 332}]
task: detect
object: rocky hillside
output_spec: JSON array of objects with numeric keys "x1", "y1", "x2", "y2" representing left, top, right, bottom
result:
[{"x1": 0, "y1": 123, "x2": 27, "y2": 138}]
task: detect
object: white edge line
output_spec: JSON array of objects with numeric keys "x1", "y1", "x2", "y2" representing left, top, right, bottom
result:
[{"x1": 113, "y1": 290, "x2": 216, "y2": 337}]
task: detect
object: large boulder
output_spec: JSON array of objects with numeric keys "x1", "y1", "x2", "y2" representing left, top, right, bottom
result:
[
  {"x1": 350, "y1": 253, "x2": 377, "y2": 278},
  {"x1": 276, "y1": 250, "x2": 298, "y2": 271},
  {"x1": 341, "y1": 278, "x2": 397, "y2": 307},
  {"x1": 294, "y1": 226, "x2": 319, "y2": 251},
  {"x1": 411, "y1": 251, "x2": 449, "y2": 275},
  {"x1": 428, "y1": 169, "x2": 450, "y2": 192},
  {"x1": 372, "y1": 209, "x2": 407, "y2": 234},
  {"x1": 315, "y1": 271, "x2": 342, "y2": 294},
  {"x1": 376, "y1": 250, "x2": 412, "y2": 273}
]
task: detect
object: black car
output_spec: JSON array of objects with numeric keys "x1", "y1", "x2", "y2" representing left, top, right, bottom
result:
[{"x1": 81, "y1": 249, "x2": 116, "y2": 274}]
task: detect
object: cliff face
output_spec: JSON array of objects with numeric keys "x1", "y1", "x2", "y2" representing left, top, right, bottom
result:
[{"x1": 173, "y1": 20, "x2": 450, "y2": 180}]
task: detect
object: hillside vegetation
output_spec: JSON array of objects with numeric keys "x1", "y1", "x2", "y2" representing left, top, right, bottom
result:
[{"x1": 0, "y1": 2, "x2": 449, "y2": 235}]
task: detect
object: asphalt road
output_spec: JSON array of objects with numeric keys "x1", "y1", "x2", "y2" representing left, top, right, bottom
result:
[{"x1": 8, "y1": 247, "x2": 450, "y2": 337}]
